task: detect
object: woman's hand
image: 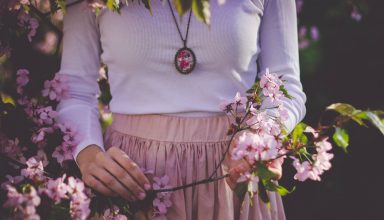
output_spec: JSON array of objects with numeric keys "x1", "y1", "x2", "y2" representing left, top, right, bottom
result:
[
  {"x1": 225, "y1": 131, "x2": 283, "y2": 190},
  {"x1": 76, "y1": 145, "x2": 151, "y2": 201}
]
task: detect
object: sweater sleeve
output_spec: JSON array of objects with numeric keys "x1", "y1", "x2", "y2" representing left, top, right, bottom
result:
[
  {"x1": 55, "y1": 0, "x2": 105, "y2": 164},
  {"x1": 258, "y1": 0, "x2": 307, "y2": 133}
]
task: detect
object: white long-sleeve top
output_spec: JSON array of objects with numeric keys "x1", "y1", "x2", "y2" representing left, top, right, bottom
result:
[{"x1": 56, "y1": 0, "x2": 307, "y2": 161}]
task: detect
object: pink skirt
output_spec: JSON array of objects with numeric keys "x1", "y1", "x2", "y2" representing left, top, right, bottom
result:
[{"x1": 103, "y1": 113, "x2": 286, "y2": 220}]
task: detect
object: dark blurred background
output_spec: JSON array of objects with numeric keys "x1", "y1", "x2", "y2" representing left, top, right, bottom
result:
[{"x1": 282, "y1": 0, "x2": 384, "y2": 220}]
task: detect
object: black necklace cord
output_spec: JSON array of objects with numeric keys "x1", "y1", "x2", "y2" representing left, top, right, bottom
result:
[{"x1": 166, "y1": 0, "x2": 193, "y2": 48}]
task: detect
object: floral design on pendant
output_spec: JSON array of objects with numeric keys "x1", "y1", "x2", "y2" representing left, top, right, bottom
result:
[{"x1": 174, "y1": 47, "x2": 196, "y2": 74}]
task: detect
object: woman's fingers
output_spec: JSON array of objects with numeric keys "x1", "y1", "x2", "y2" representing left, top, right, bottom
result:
[
  {"x1": 107, "y1": 147, "x2": 151, "y2": 191},
  {"x1": 99, "y1": 153, "x2": 147, "y2": 200},
  {"x1": 91, "y1": 166, "x2": 135, "y2": 201},
  {"x1": 82, "y1": 174, "x2": 117, "y2": 197}
]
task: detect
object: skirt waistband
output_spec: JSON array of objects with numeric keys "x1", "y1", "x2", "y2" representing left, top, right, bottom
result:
[{"x1": 109, "y1": 113, "x2": 232, "y2": 143}]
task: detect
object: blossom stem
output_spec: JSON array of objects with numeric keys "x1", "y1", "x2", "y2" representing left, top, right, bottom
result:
[{"x1": 151, "y1": 174, "x2": 230, "y2": 193}]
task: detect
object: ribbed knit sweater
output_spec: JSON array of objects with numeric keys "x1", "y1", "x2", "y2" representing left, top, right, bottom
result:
[{"x1": 55, "y1": 0, "x2": 307, "y2": 161}]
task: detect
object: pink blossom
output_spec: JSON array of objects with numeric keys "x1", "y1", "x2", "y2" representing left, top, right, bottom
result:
[
  {"x1": 296, "y1": 0, "x2": 304, "y2": 13},
  {"x1": 153, "y1": 175, "x2": 171, "y2": 190},
  {"x1": 292, "y1": 159, "x2": 319, "y2": 181},
  {"x1": 153, "y1": 192, "x2": 172, "y2": 214},
  {"x1": 41, "y1": 74, "x2": 68, "y2": 101},
  {"x1": 304, "y1": 126, "x2": 319, "y2": 138},
  {"x1": 219, "y1": 92, "x2": 247, "y2": 114},
  {"x1": 21, "y1": 157, "x2": 44, "y2": 181},
  {"x1": 34, "y1": 150, "x2": 49, "y2": 167},
  {"x1": 291, "y1": 139, "x2": 334, "y2": 182},
  {"x1": 3, "y1": 185, "x2": 41, "y2": 220},
  {"x1": 66, "y1": 177, "x2": 91, "y2": 220},
  {"x1": 237, "y1": 171, "x2": 259, "y2": 193},
  {"x1": 17, "y1": 12, "x2": 39, "y2": 42},
  {"x1": 315, "y1": 138, "x2": 332, "y2": 153},
  {"x1": 104, "y1": 205, "x2": 128, "y2": 220},
  {"x1": 34, "y1": 106, "x2": 57, "y2": 125},
  {"x1": 31, "y1": 126, "x2": 54, "y2": 143},
  {"x1": 310, "y1": 26, "x2": 320, "y2": 41},
  {"x1": 52, "y1": 143, "x2": 73, "y2": 165},
  {"x1": 152, "y1": 175, "x2": 173, "y2": 219},
  {"x1": 3, "y1": 185, "x2": 24, "y2": 208},
  {"x1": 0, "y1": 137, "x2": 26, "y2": 164},
  {"x1": 41, "y1": 175, "x2": 68, "y2": 204},
  {"x1": 1, "y1": 175, "x2": 24, "y2": 190},
  {"x1": 351, "y1": 5, "x2": 362, "y2": 21},
  {"x1": 246, "y1": 110, "x2": 281, "y2": 135},
  {"x1": 278, "y1": 106, "x2": 289, "y2": 121},
  {"x1": 16, "y1": 69, "x2": 29, "y2": 94},
  {"x1": 231, "y1": 131, "x2": 280, "y2": 165},
  {"x1": 260, "y1": 69, "x2": 282, "y2": 94}
]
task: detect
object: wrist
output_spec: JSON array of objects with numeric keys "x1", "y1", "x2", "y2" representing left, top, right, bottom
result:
[{"x1": 76, "y1": 144, "x2": 103, "y2": 171}]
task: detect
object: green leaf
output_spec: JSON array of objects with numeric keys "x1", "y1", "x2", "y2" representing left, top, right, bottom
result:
[
  {"x1": 327, "y1": 103, "x2": 356, "y2": 115},
  {"x1": 291, "y1": 123, "x2": 308, "y2": 146},
  {"x1": 256, "y1": 162, "x2": 276, "y2": 180},
  {"x1": 262, "y1": 180, "x2": 295, "y2": 196},
  {"x1": 173, "y1": 0, "x2": 192, "y2": 16},
  {"x1": 279, "y1": 85, "x2": 293, "y2": 99},
  {"x1": 192, "y1": 0, "x2": 210, "y2": 24},
  {"x1": 327, "y1": 103, "x2": 367, "y2": 126},
  {"x1": 234, "y1": 182, "x2": 248, "y2": 201},
  {"x1": 142, "y1": 0, "x2": 153, "y2": 15},
  {"x1": 363, "y1": 111, "x2": 384, "y2": 135},
  {"x1": 258, "y1": 180, "x2": 270, "y2": 205},
  {"x1": 332, "y1": 127, "x2": 349, "y2": 152}
]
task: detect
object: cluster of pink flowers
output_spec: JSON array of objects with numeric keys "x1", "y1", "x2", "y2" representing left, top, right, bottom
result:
[
  {"x1": 3, "y1": 184, "x2": 41, "y2": 220},
  {"x1": 246, "y1": 109, "x2": 282, "y2": 136},
  {"x1": 52, "y1": 122, "x2": 77, "y2": 165},
  {"x1": 0, "y1": 135, "x2": 27, "y2": 166},
  {"x1": 17, "y1": 11, "x2": 39, "y2": 42},
  {"x1": 152, "y1": 175, "x2": 173, "y2": 220},
  {"x1": 33, "y1": 106, "x2": 57, "y2": 126},
  {"x1": 260, "y1": 69, "x2": 284, "y2": 106},
  {"x1": 298, "y1": 25, "x2": 320, "y2": 49},
  {"x1": 40, "y1": 174, "x2": 68, "y2": 204},
  {"x1": 3, "y1": 158, "x2": 91, "y2": 220},
  {"x1": 231, "y1": 131, "x2": 280, "y2": 165},
  {"x1": 20, "y1": 157, "x2": 45, "y2": 181},
  {"x1": 220, "y1": 70, "x2": 288, "y2": 184},
  {"x1": 66, "y1": 176, "x2": 91, "y2": 220},
  {"x1": 292, "y1": 128, "x2": 334, "y2": 181},
  {"x1": 41, "y1": 74, "x2": 68, "y2": 101}
]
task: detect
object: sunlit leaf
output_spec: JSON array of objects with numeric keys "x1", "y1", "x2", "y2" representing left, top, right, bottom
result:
[
  {"x1": 356, "y1": 111, "x2": 384, "y2": 135},
  {"x1": 291, "y1": 122, "x2": 308, "y2": 146},
  {"x1": 332, "y1": 127, "x2": 349, "y2": 152},
  {"x1": 192, "y1": 0, "x2": 210, "y2": 24},
  {"x1": 173, "y1": 0, "x2": 192, "y2": 16},
  {"x1": 327, "y1": 103, "x2": 356, "y2": 116}
]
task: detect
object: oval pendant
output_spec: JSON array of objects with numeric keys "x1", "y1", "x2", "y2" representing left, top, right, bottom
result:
[{"x1": 174, "y1": 47, "x2": 196, "y2": 74}]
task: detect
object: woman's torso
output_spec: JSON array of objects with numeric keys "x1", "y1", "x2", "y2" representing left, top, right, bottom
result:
[{"x1": 95, "y1": 0, "x2": 266, "y2": 116}]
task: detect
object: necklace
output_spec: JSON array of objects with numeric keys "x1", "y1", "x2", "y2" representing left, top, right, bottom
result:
[{"x1": 166, "y1": 0, "x2": 196, "y2": 74}]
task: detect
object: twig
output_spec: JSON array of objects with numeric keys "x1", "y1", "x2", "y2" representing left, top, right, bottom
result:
[{"x1": 151, "y1": 174, "x2": 229, "y2": 193}]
